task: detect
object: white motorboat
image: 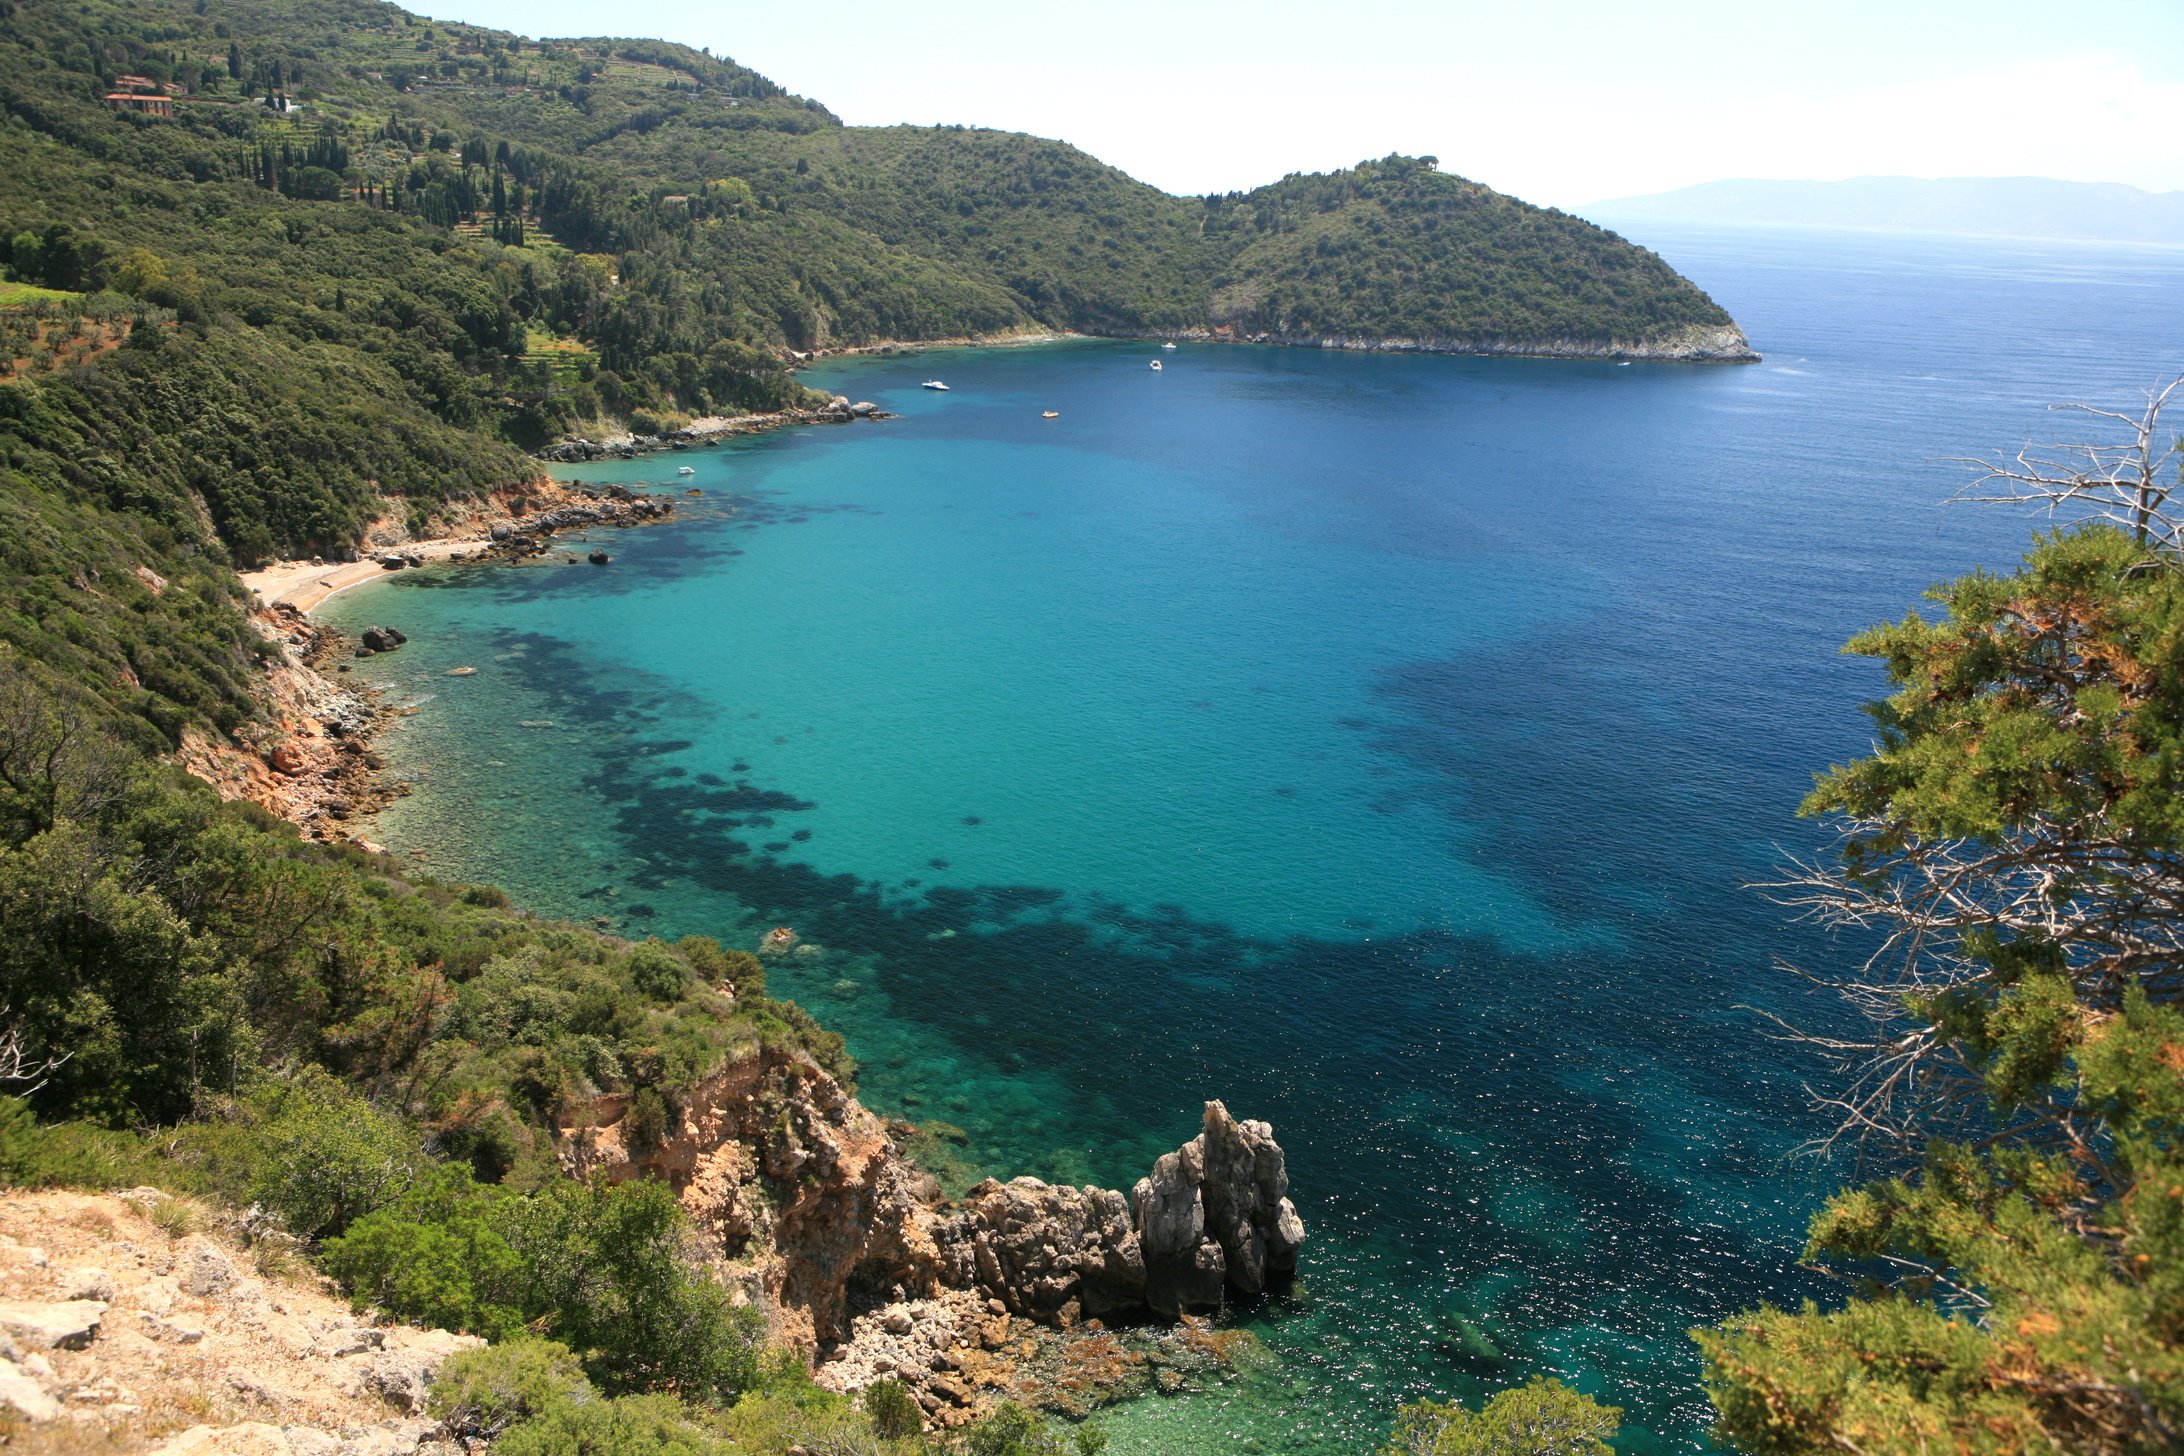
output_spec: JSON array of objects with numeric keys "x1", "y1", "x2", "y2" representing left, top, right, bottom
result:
[
  {"x1": 1150, "y1": 359, "x2": 1163, "y2": 371},
  {"x1": 922, "y1": 379, "x2": 950, "y2": 391},
  {"x1": 677, "y1": 465, "x2": 696, "y2": 475},
  {"x1": 1161, "y1": 342, "x2": 1177, "y2": 351}
]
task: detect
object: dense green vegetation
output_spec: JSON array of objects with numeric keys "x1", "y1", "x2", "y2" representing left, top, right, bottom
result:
[
  {"x1": 1693, "y1": 517, "x2": 2184, "y2": 1451},
  {"x1": 0, "y1": 0, "x2": 1737, "y2": 587}
]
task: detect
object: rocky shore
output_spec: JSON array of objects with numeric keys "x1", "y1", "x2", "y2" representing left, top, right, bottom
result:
[
  {"x1": 206, "y1": 480, "x2": 679, "y2": 840},
  {"x1": 558, "y1": 1045, "x2": 1303, "y2": 1427},
  {"x1": 1120, "y1": 318, "x2": 1760, "y2": 362},
  {"x1": 537, "y1": 397, "x2": 892, "y2": 463},
  {"x1": 181, "y1": 395, "x2": 1308, "y2": 1435}
]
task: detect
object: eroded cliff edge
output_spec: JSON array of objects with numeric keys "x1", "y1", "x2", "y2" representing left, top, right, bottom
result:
[{"x1": 557, "y1": 1044, "x2": 1302, "y2": 1424}]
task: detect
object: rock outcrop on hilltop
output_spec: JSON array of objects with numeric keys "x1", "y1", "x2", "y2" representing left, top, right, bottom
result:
[{"x1": 560, "y1": 1051, "x2": 1303, "y2": 1417}]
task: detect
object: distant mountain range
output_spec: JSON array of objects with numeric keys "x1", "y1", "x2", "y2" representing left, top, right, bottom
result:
[{"x1": 1582, "y1": 176, "x2": 2184, "y2": 245}]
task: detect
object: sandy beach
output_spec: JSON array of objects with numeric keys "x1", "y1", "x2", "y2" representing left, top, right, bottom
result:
[{"x1": 239, "y1": 537, "x2": 483, "y2": 615}]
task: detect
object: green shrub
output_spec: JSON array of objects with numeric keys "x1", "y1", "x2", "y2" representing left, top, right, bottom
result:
[
  {"x1": 321, "y1": 1163, "x2": 525, "y2": 1337},
  {"x1": 431, "y1": 1337, "x2": 593, "y2": 1442},
  {"x1": 0, "y1": 1098, "x2": 180, "y2": 1191},
  {"x1": 245, "y1": 1075, "x2": 418, "y2": 1240},
  {"x1": 1382, "y1": 1378, "x2": 1619, "y2": 1456},
  {"x1": 960, "y1": 1404, "x2": 1108, "y2": 1456},
  {"x1": 862, "y1": 1377, "x2": 923, "y2": 1439},
  {"x1": 508, "y1": 1174, "x2": 764, "y2": 1401},
  {"x1": 624, "y1": 1088, "x2": 670, "y2": 1154},
  {"x1": 496, "y1": 1392, "x2": 729, "y2": 1456},
  {"x1": 626, "y1": 940, "x2": 689, "y2": 1002},
  {"x1": 677, "y1": 938, "x2": 763, "y2": 998}
]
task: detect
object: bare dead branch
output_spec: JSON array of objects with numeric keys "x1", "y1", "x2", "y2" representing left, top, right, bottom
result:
[{"x1": 1953, "y1": 375, "x2": 2184, "y2": 551}]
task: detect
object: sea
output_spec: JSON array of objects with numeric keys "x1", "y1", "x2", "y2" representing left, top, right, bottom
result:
[{"x1": 324, "y1": 224, "x2": 2184, "y2": 1452}]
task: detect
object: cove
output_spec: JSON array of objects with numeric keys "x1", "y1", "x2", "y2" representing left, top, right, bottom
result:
[{"x1": 326, "y1": 225, "x2": 2184, "y2": 1452}]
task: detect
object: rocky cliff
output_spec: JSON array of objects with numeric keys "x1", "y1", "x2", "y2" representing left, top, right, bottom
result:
[{"x1": 558, "y1": 1049, "x2": 1303, "y2": 1419}]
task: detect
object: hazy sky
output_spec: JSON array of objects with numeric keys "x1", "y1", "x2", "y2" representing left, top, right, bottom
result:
[{"x1": 413, "y1": 0, "x2": 2184, "y2": 208}]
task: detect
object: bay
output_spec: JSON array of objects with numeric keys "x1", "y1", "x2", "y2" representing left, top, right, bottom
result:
[{"x1": 326, "y1": 224, "x2": 2184, "y2": 1452}]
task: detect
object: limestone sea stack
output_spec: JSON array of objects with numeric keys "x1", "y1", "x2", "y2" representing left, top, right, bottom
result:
[
  {"x1": 1137, "y1": 1100, "x2": 1306, "y2": 1315},
  {"x1": 933, "y1": 1099, "x2": 1305, "y2": 1321}
]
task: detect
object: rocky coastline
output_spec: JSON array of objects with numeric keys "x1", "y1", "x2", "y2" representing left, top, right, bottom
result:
[
  {"x1": 558, "y1": 1045, "x2": 1304, "y2": 1427},
  {"x1": 537, "y1": 396, "x2": 894, "y2": 463},
  {"x1": 202, "y1": 480, "x2": 679, "y2": 841},
  {"x1": 1118, "y1": 318, "x2": 1760, "y2": 362},
  {"x1": 190, "y1": 462, "x2": 1307, "y2": 1431}
]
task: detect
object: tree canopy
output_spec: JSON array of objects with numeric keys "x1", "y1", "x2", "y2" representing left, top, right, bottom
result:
[{"x1": 1697, "y1": 387, "x2": 2184, "y2": 1454}]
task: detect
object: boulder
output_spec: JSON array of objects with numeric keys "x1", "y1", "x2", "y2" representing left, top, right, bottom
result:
[
  {"x1": 59, "y1": 1267, "x2": 115, "y2": 1302},
  {"x1": 0, "y1": 1355, "x2": 58, "y2": 1420},
  {"x1": 933, "y1": 1177, "x2": 1146, "y2": 1318},
  {"x1": 366, "y1": 1351, "x2": 430, "y2": 1412},
  {"x1": 177, "y1": 1236, "x2": 241, "y2": 1300},
  {"x1": 0, "y1": 1298, "x2": 107, "y2": 1351}
]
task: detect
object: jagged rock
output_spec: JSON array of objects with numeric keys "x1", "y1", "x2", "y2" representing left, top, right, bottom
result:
[
  {"x1": 1198, "y1": 1100, "x2": 1304, "y2": 1294},
  {"x1": 359, "y1": 626, "x2": 404, "y2": 653},
  {"x1": 367, "y1": 1351, "x2": 430, "y2": 1412},
  {"x1": 141, "y1": 1311, "x2": 206, "y2": 1343},
  {"x1": 1133, "y1": 1101, "x2": 1305, "y2": 1314},
  {"x1": 935, "y1": 1177, "x2": 1146, "y2": 1318},
  {"x1": 0, "y1": 1298, "x2": 106, "y2": 1350},
  {"x1": 61, "y1": 1265, "x2": 115, "y2": 1303},
  {"x1": 1133, "y1": 1145, "x2": 1222, "y2": 1317}
]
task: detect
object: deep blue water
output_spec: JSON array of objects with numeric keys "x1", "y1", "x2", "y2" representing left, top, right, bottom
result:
[{"x1": 327, "y1": 225, "x2": 2184, "y2": 1452}]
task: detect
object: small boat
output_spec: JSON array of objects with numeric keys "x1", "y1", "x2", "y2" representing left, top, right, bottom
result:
[
  {"x1": 922, "y1": 379, "x2": 950, "y2": 391},
  {"x1": 1162, "y1": 342, "x2": 1177, "y2": 351},
  {"x1": 677, "y1": 465, "x2": 695, "y2": 475},
  {"x1": 1150, "y1": 359, "x2": 1162, "y2": 371},
  {"x1": 1042, "y1": 410, "x2": 1059, "y2": 419}
]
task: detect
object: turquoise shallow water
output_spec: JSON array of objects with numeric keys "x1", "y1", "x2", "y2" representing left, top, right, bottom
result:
[{"x1": 327, "y1": 226, "x2": 2184, "y2": 1452}]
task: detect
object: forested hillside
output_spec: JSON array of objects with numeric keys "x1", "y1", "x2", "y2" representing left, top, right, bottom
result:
[{"x1": 0, "y1": 0, "x2": 1747, "y2": 570}]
